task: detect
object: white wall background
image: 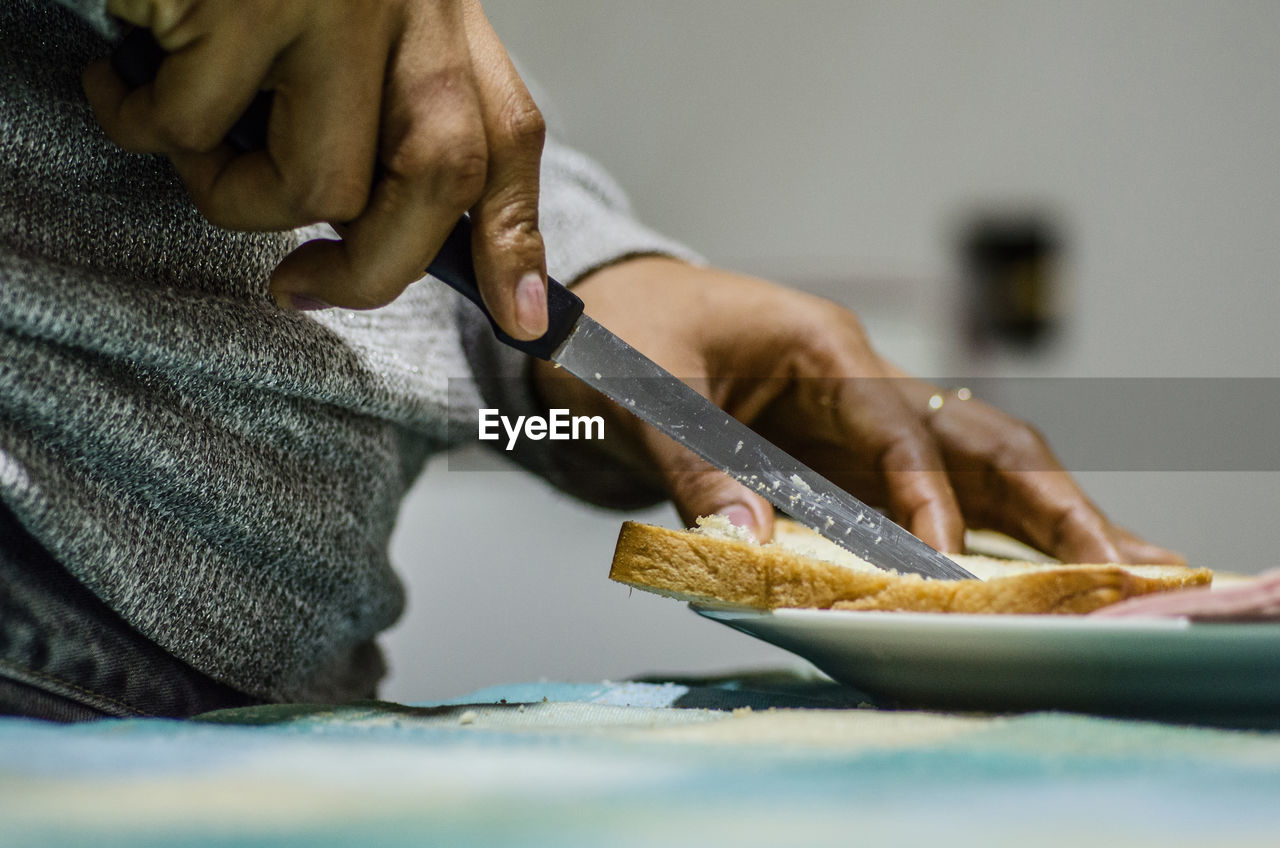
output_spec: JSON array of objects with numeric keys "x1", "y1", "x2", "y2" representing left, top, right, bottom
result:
[{"x1": 381, "y1": 0, "x2": 1280, "y2": 702}]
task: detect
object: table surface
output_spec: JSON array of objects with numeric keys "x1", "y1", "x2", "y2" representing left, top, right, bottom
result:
[{"x1": 4, "y1": 670, "x2": 1280, "y2": 847}]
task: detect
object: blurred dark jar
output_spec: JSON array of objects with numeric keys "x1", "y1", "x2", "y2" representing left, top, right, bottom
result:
[{"x1": 960, "y1": 214, "x2": 1064, "y2": 354}]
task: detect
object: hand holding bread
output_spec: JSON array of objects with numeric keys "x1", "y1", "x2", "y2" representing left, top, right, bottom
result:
[{"x1": 536, "y1": 258, "x2": 1182, "y2": 565}]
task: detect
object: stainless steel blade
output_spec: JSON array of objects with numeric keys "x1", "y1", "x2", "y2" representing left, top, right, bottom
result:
[{"x1": 552, "y1": 316, "x2": 976, "y2": 580}]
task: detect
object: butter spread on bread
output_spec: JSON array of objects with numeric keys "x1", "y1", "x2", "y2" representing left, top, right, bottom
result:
[{"x1": 610, "y1": 516, "x2": 1211, "y2": 615}]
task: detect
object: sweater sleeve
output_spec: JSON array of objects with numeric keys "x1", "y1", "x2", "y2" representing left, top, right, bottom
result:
[
  {"x1": 456, "y1": 134, "x2": 704, "y2": 509},
  {"x1": 52, "y1": 0, "x2": 118, "y2": 38}
]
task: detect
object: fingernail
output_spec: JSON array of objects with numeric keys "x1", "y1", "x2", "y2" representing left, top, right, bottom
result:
[
  {"x1": 287, "y1": 294, "x2": 333, "y2": 312},
  {"x1": 722, "y1": 505, "x2": 759, "y2": 541},
  {"x1": 515, "y1": 272, "x2": 548, "y2": 337}
]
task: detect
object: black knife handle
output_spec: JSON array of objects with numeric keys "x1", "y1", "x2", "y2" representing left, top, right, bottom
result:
[
  {"x1": 426, "y1": 217, "x2": 583, "y2": 359},
  {"x1": 110, "y1": 28, "x2": 582, "y2": 360}
]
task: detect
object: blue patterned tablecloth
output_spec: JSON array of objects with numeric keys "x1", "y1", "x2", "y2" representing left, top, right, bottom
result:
[{"x1": 3, "y1": 671, "x2": 1280, "y2": 847}]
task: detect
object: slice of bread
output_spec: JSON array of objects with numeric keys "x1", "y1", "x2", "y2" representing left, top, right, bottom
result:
[{"x1": 610, "y1": 516, "x2": 1212, "y2": 615}]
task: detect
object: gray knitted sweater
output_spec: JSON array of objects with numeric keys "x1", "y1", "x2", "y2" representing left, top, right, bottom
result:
[{"x1": 1, "y1": 0, "x2": 691, "y2": 700}]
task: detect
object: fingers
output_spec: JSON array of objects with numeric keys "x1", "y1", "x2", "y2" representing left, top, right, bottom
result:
[
  {"x1": 84, "y1": 12, "x2": 282, "y2": 154},
  {"x1": 948, "y1": 463, "x2": 1131, "y2": 564},
  {"x1": 269, "y1": 3, "x2": 549, "y2": 327},
  {"x1": 810, "y1": 343, "x2": 964, "y2": 552},
  {"x1": 87, "y1": 1, "x2": 549, "y2": 325},
  {"x1": 1031, "y1": 478, "x2": 1124, "y2": 563},
  {"x1": 270, "y1": 4, "x2": 488, "y2": 310},
  {"x1": 107, "y1": 0, "x2": 194, "y2": 33},
  {"x1": 174, "y1": 11, "x2": 389, "y2": 232},
  {"x1": 899, "y1": 377, "x2": 1182, "y2": 564},
  {"x1": 720, "y1": 304, "x2": 966, "y2": 552},
  {"x1": 983, "y1": 464, "x2": 1179, "y2": 565},
  {"x1": 84, "y1": 4, "x2": 382, "y2": 233},
  {"x1": 849, "y1": 414, "x2": 964, "y2": 553},
  {"x1": 463, "y1": 5, "x2": 549, "y2": 339}
]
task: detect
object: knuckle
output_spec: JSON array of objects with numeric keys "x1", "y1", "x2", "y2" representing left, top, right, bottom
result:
[
  {"x1": 788, "y1": 302, "x2": 873, "y2": 373},
  {"x1": 478, "y1": 188, "x2": 543, "y2": 250},
  {"x1": 1051, "y1": 501, "x2": 1102, "y2": 550},
  {"x1": 791, "y1": 332, "x2": 844, "y2": 375},
  {"x1": 383, "y1": 66, "x2": 490, "y2": 208},
  {"x1": 147, "y1": 0, "x2": 197, "y2": 32},
  {"x1": 823, "y1": 295, "x2": 861, "y2": 326},
  {"x1": 880, "y1": 430, "x2": 930, "y2": 474},
  {"x1": 991, "y1": 422, "x2": 1049, "y2": 471},
  {"x1": 805, "y1": 293, "x2": 866, "y2": 337},
  {"x1": 154, "y1": 111, "x2": 220, "y2": 152},
  {"x1": 385, "y1": 126, "x2": 488, "y2": 211},
  {"x1": 293, "y1": 172, "x2": 370, "y2": 223},
  {"x1": 495, "y1": 94, "x2": 546, "y2": 152},
  {"x1": 340, "y1": 276, "x2": 406, "y2": 311},
  {"x1": 433, "y1": 141, "x2": 489, "y2": 207},
  {"x1": 346, "y1": 290, "x2": 394, "y2": 311},
  {"x1": 188, "y1": 196, "x2": 225, "y2": 227},
  {"x1": 98, "y1": 122, "x2": 149, "y2": 154},
  {"x1": 111, "y1": 0, "x2": 176, "y2": 28},
  {"x1": 194, "y1": 200, "x2": 235, "y2": 229}
]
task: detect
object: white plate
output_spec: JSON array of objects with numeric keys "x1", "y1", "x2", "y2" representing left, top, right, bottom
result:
[{"x1": 692, "y1": 604, "x2": 1280, "y2": 720}]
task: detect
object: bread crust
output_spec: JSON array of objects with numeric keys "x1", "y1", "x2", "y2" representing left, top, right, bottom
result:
[{"x1": 610, "y1": 520, "x2": 1212, "y2": 615}]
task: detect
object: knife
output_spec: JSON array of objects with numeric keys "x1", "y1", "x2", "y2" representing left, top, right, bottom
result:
[{"x1": 110, "y1": 30, "x2": 975, "y2": 580}]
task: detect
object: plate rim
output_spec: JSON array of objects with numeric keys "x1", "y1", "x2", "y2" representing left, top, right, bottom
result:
[{"x1": 690, "y1": 602, "x2": 1280, "y2": 635}]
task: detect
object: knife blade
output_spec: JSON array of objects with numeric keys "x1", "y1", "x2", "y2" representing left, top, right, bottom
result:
[
  {"x1": 554, "y1": 317, "x2": 975, "y2": 579},
  {"x1": 110, "y1": 28, "x2": 976, "y2": 580},
  {"x1": 431, "y1": 225, "x2": 974, "y2": 581}
]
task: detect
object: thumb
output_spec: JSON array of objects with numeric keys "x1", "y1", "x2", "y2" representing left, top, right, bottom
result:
[
  {"x1": 660, "y1": 453, "x2": 775, "y2": 542},
  {"x1": 467, "y1": 9, "x2": 549, "y2": 341},
  {"x1": 470, "y1": 181, "x2": 547, "y2": 342}
]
